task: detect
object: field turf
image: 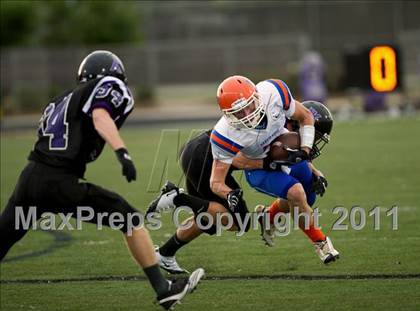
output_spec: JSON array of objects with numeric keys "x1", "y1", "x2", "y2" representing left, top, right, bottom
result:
[{"x1": 1, "y1": 117, "x2": 420, "y2": 310}]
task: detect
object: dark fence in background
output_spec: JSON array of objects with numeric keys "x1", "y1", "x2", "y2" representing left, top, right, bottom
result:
[{"x1": 1, "y1": 1, "x2": 419, "y2": 113}]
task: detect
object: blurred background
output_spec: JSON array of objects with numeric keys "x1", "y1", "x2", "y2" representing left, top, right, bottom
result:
[{"x1": 1, "y1": 0, "x2": 420, "y2": 128}]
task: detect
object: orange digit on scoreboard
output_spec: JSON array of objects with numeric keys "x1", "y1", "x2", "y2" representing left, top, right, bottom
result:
[{"x1": 369, "y1": 46, "x2": 398, "y2": 92}]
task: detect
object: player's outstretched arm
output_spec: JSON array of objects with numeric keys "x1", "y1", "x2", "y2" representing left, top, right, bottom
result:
[{"x1": 92, "y1": 108, "x2": 137, "y2": 182}]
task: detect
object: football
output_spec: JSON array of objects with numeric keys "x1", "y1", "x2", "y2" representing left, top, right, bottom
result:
[{"x1": 269, "y1": 132, "x2": 300, "y2": 161}]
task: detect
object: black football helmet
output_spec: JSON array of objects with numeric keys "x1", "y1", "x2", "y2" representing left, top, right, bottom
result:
[
  {"x1": 304, "y1": 101, "x2": 333, "y2": 159},
  {"x1": 287, "y1": 101, "x2": 333, "y2": 159},
  {"x1": 77, "y1": 50, "x2": 126, "y2": 83}
]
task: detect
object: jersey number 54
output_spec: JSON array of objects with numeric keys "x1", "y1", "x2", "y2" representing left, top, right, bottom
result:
[{"x1": 38, "y1": 93, "x2": 72, "y2": 150}]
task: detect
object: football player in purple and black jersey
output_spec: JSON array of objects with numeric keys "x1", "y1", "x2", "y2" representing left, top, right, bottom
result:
[{"x1": 0, "y1": 51, "x2": 204, "y2": 310}]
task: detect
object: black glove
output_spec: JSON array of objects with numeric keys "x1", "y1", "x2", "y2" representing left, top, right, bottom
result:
[
  {"x1": 287, "y1": 149, "x2": 310, "y2": 164},
  {"x1": 115, "y1": 148, "x2": 137, "y2": 182},
  {"x1": 263, "y1": 155, "x2": 289, "y2": 171},
  {"x1": 311, "y1": 175, "x2": 328, "y2": 197},
  {"x1": 227, "y1": 189, "x2": 243, "y2": 213}
]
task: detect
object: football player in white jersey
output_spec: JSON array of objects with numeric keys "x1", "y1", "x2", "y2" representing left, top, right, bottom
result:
[
  {"x1": 210, "y1": 76, "x2": 339, "y2": 264},
  {"x1": 146, "y1": 76, "x2": 339, "y2": 273}
]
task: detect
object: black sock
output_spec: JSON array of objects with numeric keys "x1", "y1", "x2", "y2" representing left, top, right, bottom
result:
[
  {"x1": 143, "y1": 264, "x2": 170, "y2": 296},
  {"x1": 173, "y1": 193, "x2": 210, "y2": 214},
  {"x1": 159, "y1": 233, "x2": 189, "y2": 257}
]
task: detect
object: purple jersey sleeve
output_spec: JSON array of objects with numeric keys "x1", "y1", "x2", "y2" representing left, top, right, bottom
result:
[{"x1": 82, "y1": 76, "x2": 134, "y2": 120}]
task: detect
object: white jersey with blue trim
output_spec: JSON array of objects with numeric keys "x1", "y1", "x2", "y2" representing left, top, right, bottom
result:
[{"x1": 210, "y1": 79, "x2": 296, "y2": 164}]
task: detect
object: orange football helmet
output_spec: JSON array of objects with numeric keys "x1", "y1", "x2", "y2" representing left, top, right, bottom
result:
[{"x1": 216, "y1": 75, "x2": 265, "y2": 129}]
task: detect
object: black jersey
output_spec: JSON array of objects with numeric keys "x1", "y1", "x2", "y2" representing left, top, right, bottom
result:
[{"x1": 28, "y1": 76, "x2": 134, "y2": 177}]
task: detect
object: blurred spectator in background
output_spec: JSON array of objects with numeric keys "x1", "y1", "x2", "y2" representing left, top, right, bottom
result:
[
  {"x1": 299, "y1": 51, "x2": 328, "y2": 104},
  {"x1": 363, "y1": 91, "x2": 387, "y2": 113}
]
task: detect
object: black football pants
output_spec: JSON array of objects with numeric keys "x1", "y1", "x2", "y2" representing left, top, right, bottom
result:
[
  {"x1": 0, "y1": 161, "x2": 139, "y2": 261},
  {"x1": 179, "y1": 131, "x2": 250, "y2": 233}
]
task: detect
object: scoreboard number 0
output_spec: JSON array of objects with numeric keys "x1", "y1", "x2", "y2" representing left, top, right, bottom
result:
[
  {"x1": 344, "y1": 44, "x2": 401, "y2": 92},
  {"x1": 369, "y1": 46, "x2": 398, "y2": 92}
]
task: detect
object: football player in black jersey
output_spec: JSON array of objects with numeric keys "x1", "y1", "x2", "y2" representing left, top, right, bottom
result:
[
  {"x1": 145, "y1": 131, "x2": 251, "y2": 274},
  {"x1": 0, "y1": 50, "x2": 204, "y2": 309}
]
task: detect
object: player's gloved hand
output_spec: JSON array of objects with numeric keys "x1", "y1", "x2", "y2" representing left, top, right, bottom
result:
[
  {"x1": 262, "y1": 155, "x2": 288, "y2": 171},
  {"x1": 311, "y1": 175, "x2": 328, "y2": 196},
  {"x1": 115, "y1": 148, "x2": 137, "y2": 182},
  {"x1": 227, "y1": 189, "x2": 243, "y2": 213},
  {"x1": 287, "y1": 149, "x2": 310, "y2": 164}
]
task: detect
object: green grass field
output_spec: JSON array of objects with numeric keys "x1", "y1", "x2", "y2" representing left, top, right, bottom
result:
[{"x1": 1, "y1": 117, "x2": 420, "y2": 310}]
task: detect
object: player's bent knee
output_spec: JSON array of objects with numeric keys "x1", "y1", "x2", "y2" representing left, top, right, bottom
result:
[
  {"x1": 207, "y1": 202, "x2": 228, "y2": 215},
  {"x1": 287, "y1": 183, "x2": 307, "y2": 204},
  {"x1": 108, "y1": 200, "x2": 142, "y2": 234}
]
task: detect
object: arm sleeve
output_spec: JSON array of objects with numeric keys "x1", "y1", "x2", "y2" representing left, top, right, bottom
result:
[
  {"x1": 211, "y1": 143, "x2": 234, "y2": 164},
  {"x1": 266, "y1": 79, "x2": 296, "y2": 118},
  {"x1": 82, "y1": 77, "x2": 134, "y2": 120},
  {"x1": 209, "y1": 129, "x2": 243, "y2": 164}
]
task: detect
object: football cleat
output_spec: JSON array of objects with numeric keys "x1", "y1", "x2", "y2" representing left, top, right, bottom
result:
[
  {"x1": 255, "y1": 205, "x2": 276, "y2": 247},
  {"x1": 157, "y1": 268, "x2": 205, "y2": 310},
  {"x1": 147, "y1": 181, "x2": 183, "y2": 216},
  {"x1": 314, "y1": 236, "x2": 340, "y2": 264},
  {"x1": 155, "y1": 246, "x2": 189, "y2": 274}
]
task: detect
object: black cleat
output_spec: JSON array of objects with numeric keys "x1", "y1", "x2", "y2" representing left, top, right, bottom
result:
[
  {"x1": 157, "y1": 268, "x2": 205, "y2": 310},
  {"x1": 146, "y1": 181, "x2": 183, "y2": 216}
]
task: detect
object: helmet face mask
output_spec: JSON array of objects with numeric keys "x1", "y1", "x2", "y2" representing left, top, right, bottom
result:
[
  {"x1": 223, "y1": 92, "x2": 265, "y2": 129},
  {"x1": 77, "y1": 50, "x2": 126, "y2": 84},
  {"x1": 310, "y1": 130, "x2": 330, "y2": 159}
]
